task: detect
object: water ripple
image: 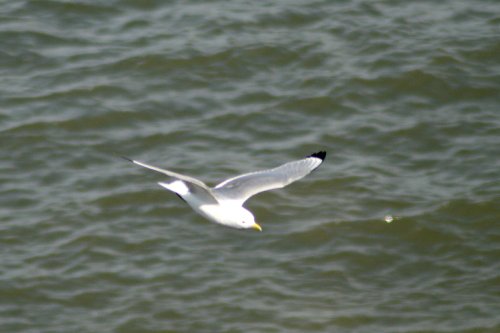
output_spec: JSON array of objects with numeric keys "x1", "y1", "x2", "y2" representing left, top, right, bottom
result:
[{"x1": 1, "y1": 1, "x2": 499, "y2": 332}]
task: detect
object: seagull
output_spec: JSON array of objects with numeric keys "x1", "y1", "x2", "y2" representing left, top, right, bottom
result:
[{"x1": 123, "y1": 151, "x2": 326, "y2": 231}]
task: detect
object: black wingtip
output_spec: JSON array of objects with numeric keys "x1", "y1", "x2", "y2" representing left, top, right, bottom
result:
[
  {"x1": 121, "y1": 156, "x2": 134, "y2": 163},
  {"x1": 308, "y1": 151, "x2": 326, "y2": 161}
]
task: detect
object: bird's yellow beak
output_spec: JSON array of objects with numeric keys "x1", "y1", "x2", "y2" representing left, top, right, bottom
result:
[{"x1": 252, "y1": 222, "x2": 262, "y2": 232}]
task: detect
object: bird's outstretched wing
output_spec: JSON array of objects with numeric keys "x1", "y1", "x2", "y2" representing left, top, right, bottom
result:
[
  {"x1": 123, "y1": 157, "x2": 218, "y2": 204},
  {"x1": 212, "y1": 151, "x2": 326, "y2": 205}
]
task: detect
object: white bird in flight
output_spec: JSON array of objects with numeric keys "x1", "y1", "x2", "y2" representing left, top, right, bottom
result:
[{"x1": 124, "y1": 151, "x2": 326, "y2": 231}]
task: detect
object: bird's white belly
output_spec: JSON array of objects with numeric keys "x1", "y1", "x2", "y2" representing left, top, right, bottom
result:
[
  {"x1": 197, "y1": 205, "x2": 226, "y2": 224},
  {"x1": 182, "y1": 193, "x2": 242, "y2": 228},
  {"x1": 182, "y1": 194, "x2": 224, "y2": 223}
]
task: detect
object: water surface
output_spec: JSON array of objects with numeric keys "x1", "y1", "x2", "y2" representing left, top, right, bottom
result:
[{"x1": 1, "y1": 1, "x2": 499, "y2": 332}]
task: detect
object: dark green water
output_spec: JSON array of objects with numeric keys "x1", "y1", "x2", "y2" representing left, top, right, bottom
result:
[{"x1": 1, "y1": 1, "x2": 499, "y2": 332}]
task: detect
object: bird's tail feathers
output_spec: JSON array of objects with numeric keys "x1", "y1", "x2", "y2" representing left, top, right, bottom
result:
[{"x1": 158, "y1": 180, "x2": 189, "y2": 196}]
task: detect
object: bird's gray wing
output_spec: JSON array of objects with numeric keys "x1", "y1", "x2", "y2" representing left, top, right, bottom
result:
[
  {"x1": 212, "y1": 151, "x2": 326, "y2": 205},
  {"x1": 123, "y1": 157, "x2": 219, "y2": 204}
]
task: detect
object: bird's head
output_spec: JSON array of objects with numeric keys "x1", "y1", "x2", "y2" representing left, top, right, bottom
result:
[{"x1": 235, "y1": 207, "x2": 262, "y2": 231}]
